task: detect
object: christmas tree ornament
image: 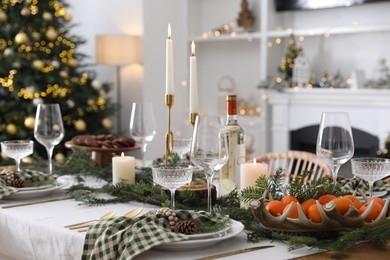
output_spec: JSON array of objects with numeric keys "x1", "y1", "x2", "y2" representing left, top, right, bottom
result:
[
  {"x1": 74, "y1": 119, "x2": 87, "y2": 132},
  {"x1": 45, "y1": 27, "x2": 58, "y2": 40},
  {"x1": 59, "y1": 70, "x2": 69, "y2": 78},
  {"x1": 42, "y1": 11, "x2": 53, "y2": 21},
  {"x1": 91, "y1": 79, "x2": 102, "y2": 90},
  {"x1": 6, "y1": 123, "x2": 17, "y2": 135},
  {"x1": 14, "y1": 32, "x2": 29, "y2": 44},
  {"x1": 102, "y1": 118, "x2": 112, "y2": 129},
  {"x1": 31, "y1": 32, "x2": 41, "y2": 40},
  {"x1": 20, "y1": 7, "x2": 31, "y2": 16},
  {"x1": 0, "y1": 10, "x2": 7, "y2": 21},
  {"x1": 3, "y1": 48, "x2": 14, "y2": 57},
  {"x1": 24, "y1": 116, "x2": 35, "y2": 129},
  {"x1": 67, "y1": 58, "x2": 77, "y2": 68},
  {"x1": 51, "y1": 60, "x2": 60, "y2": 69},
  {"x1": 63, "y1": 9, "x2": 72, "y2": 22},
  {"x1": 33, "y1": 59, "x2": 44, "y2": 70},
  {"x1": 66, "y1": 99, "x2": 75, "y2": 108}
]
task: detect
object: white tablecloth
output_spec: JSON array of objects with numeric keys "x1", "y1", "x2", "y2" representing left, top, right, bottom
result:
[{"x1": 0, "y1": 178, "x2": 324, "y2": 260}]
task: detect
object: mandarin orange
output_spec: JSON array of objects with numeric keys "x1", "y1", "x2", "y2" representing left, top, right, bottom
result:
[
  {"x1": 282, "y1": 202, "x2": 307, "y2": 218},
  {"x1": 281, "y1": 194, "x2": 299, "y2": 205},
  {"x1": 265, "y1": 200, "x2": 285, "y2": 216},
  {"x1": 307, "y1": 203, "x2": 323, "y2": 223},
  {"x1": 343, "y1": 195, "x2": 362, "y2": 209},
  {"x1": 359, "y1": 201, "x2": 383, "y2": 222},
  {"x1": 366, "y1": 197, "x2": 385, "y2": 207},
  {"x1": 301, "y1": 199, "x2": 316, "y2": 213},
  {"x1": 330, "y1": 197, "x2": 354, "y2": 214},
  {"x1": 318, "y1": 194, "x2": 337, "y2": 205}
]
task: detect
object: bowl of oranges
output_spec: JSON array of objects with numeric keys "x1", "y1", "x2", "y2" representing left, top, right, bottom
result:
[{"x1": 251, "y1": 192, "x2": 389, "y2": 232}]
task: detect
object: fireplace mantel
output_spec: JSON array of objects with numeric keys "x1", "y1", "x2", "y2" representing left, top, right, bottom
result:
[{"x1": 267, "y1": 88, "x2": 390, "y2": 152}]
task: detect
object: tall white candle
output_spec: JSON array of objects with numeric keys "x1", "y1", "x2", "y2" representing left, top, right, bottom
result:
[
  {"x1": 189, "y1": 41, "x2": 198, "y2": 113},
  {"x1": 240, "y1": 158, "x2": 268, "y2": 189},
  {"x1": 112, "y1": 152, "x2": 135, "y2": 185},
  {"x1": 166, "y1": 24, "x2": 174, "y2": 95}
]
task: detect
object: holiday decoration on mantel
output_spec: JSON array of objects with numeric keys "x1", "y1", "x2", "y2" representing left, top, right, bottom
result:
[
  {"x1": 0, "y1": 0, "x2": 115, "y2": 164},
  {"x1": 279, "y1": 34, "x2": 302, "y2": 81},
  {"x1": 365, "y1": 58, "x2": 390, "y2": 89},
  {"x1": 236, "y1": 0, "x2": 255, "y2": 32}
]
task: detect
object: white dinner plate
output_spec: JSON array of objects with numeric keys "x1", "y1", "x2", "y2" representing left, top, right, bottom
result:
[
  {"x1": 5, "y1": 179, "x2": 68, "y2": 200},
  {"x1": 187, "y1": 222, "x2": 232, "y2": 240},
  {"x1": 357, "y1": 190, "x2": 387, "y2": 200},
  {"x1": 154, "y1": 220, "x2": 244, "y2": 251},
  {"x1": 18, "y1": 184, "x2": 55, "y2": 191}
]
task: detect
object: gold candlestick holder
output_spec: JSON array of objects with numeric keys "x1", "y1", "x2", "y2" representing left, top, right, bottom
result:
[
  {"x1": 189, "y1": 112, "x2": 198, "y2": 128},
  {"x1": 165, "y1": 94, "x2": 174, "y2": 165}
]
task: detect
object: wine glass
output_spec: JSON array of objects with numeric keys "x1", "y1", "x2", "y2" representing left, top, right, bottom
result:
[
  {"x1": 152, "y1": 165, "x2": 193, "y2": 209},
  {"x1": 34, "y1": 104, "x2": 65, "y2": 174},
  {"x1": 1, "y1": 140, "x2": 34, "y2": 171},
  {"x1": 129, "y1": 102, "x2": 156, "y2": 166},
  {"x1": 351, "y1": 157, "x2": 390, "y2": 198},
  {"x1": 316, "y1": 112, "x2": 354, "y2": 188},
  {"x1": 190, "y1": 114, "x2": 229, "y2": 212}
]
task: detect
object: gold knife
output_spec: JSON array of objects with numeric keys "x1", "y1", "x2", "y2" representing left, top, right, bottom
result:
[
  {"x1": 196, "y1": 245, "x2": 275, "y2": 260},
  {"x1": 1, "y1": 197, "x2": 71, "y2": 209}
]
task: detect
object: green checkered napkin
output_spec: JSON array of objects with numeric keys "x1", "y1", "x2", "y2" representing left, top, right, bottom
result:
[
  {"x1": 82, "y1": 210, "x2": 229, "y2": 260},
  {"x1": 339, "y1": 176, "x2": 390, "y2": 194},
  {"x1": 0, "y1": 169, "x2": 56, "y2": 199}
]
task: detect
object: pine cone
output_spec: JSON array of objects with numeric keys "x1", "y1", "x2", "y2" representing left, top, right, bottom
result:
[
  {"x1": 174, "y1": 220, "x2": 197, "y2": 235},
  {"x1": 5, "y1": 173, "x2": 26, "y2": 188},
  {"x1": 157, "y1": 207, "x2": 179, "y2": 231}
]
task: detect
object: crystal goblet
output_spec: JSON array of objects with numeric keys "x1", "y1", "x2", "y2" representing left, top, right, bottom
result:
[
  {"x1": 1, "y1": 140, "x2": 34, "y2": 171},
  {"x1": 152, "y1": 165, "x2": 193, "y2": 209},
  {"x1": 351, "y1": 157, "x2": 390, "y2": 198}
]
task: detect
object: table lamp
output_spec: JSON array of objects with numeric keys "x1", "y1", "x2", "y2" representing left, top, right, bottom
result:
[{"x1": 96, "y1": 35, "x2": 143, "y2": 132}]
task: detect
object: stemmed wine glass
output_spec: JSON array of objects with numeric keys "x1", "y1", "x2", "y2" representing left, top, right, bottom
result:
[
  {"x1": 190, "y1": 114, "x2": 229, "y2": 212},
  {"x1": 316, "y1": 112, "x2": 354, "y2": 188},
  {"x1": 129, "y1": 102, "x2": 156, "y2": 166},
  {"x1": 34, "y1": 104, "x2": 65, "y2": 174},
  {"x1": 152, "y1": 165, "x2": 193, "y2": 209},
  {"x1": 1, "y1": 140, "x2": 34, "y2": 171},
  {"x1": 351, "y1": 157, "x2": 390, "y2": 198}
]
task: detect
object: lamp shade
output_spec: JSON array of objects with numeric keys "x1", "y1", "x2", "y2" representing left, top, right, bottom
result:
[{"x1": 96, "y1": 35, "x2": 143, "y2": 65}]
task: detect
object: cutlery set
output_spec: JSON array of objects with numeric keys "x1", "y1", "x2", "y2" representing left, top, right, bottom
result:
[{"x1": 64, "y1": 207, "x2": 143, "y2": 232}]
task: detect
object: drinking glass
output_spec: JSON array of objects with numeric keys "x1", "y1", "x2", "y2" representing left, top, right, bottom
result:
[
  {"x1": 173, "y1": 138, "x2": 192, "y2": 159},
  {"x1": 34, "y1": 104, "x2": 65, "y2": 174},
  {"x1": 351, "y1": 157, "x2": 390, "y2": 198},
  {"x1": 1, "y1": 140, "x2": 34, "y2": 171},
  {"x1": 190, "y1": 114, "x2": 229, "y2": 212},
  {"x1": 316, "y1": 112, "x2": 354, "y2": 188},
  {"x1": 152, "y1": 165, "x2": 193, "y2": 209},
  {"x1": 129, "y1": 102, "x2": 156, "y2": 166}
]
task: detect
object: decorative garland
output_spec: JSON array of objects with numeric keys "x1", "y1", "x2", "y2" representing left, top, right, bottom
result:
[{"x1": 47, "y1": 150, "x2": 389, "y2": 258}]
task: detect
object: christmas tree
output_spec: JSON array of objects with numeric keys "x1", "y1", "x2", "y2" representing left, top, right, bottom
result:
[
  {"x1": 0, "y1": 0, "x2": 115, "y2": 165},
  {"x1": 377, "y1": 136, "x2": 390, "y2": 159}
]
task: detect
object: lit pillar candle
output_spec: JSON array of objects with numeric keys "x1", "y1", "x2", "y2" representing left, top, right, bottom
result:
[
  {"x1": 240, "y1": 158, "x2": 268, "y2": 189},
  {"x1": 189, "y1": 41, "x2": 198, "y2": 113},
  {"x1": 166, "y1": 24, "x2": 174, "y2": 95},
  {"x1": 112, "y1": 152, "x2": 135, "y2": 185}
]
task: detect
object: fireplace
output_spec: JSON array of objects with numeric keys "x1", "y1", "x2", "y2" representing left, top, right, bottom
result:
[{"x1": 266, "y1": 88, "x2": 390, "y2": 177}]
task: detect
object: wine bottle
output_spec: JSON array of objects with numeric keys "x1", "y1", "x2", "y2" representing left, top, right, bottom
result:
[{"x1": 219, "y1": 95, "x2": 245, "y2": 196}]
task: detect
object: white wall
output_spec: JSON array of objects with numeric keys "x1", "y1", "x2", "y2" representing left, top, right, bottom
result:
[{"x1": 70, "y1": 0, "x2": 143, "y2": 137}]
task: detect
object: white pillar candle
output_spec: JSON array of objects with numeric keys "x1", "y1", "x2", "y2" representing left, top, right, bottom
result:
[
  {"x1": 166, "y1": 24, "x2": 174, "y2": 95},
  {"x1": 189, "y1": 41, "x2": 198, "y2": 113},
  {"x1": 112, "y1": 152, "x2": 135, "y2": 185},
  {"x1": 240, "y1": 158, "x2": 268, "y2": 189}
]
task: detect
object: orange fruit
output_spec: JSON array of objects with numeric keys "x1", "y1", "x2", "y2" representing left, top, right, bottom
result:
[
  {"x1": 301, "y1": 199, "x2": 316, "y2": 213},
  {"x1": 366, "y1": 197, "x2": 385, "y2": 208},
  {"x1": 318, "y1": 194, "x2": 337, "y2": 205},
  {"x1": 283, "y1": 202, "x2": 307, "y2": 219},
  {"x1": 330, "y1": 197, "x2": 354, "y2": 214},
  {"x1": 265, "y1": 200, "x2": 285, "y2": 216},
  {"x1": 307, "y1": 203, "x2": 323, "y2": 223},
  {"x1": 343, "y1": 195, "x2": 362, "y2": 209},
  {"x1": 281, "y1": 195, "x2": 299, "y2": 205},
  {"x1": 359, "y1": 202, "x2": 383, "y2": 222}
]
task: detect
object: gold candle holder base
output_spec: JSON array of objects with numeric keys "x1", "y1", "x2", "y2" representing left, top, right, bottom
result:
[
  {"x1": 165, "y1": 94, "x2": 174, "y2": 165},
  {"x1": 189, "y1": 112, "x2": 198, "y2": 128}
]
